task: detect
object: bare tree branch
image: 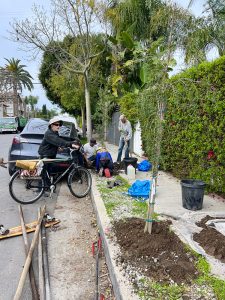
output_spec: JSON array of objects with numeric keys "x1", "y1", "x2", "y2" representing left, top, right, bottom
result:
[{"x1": 9, "y1": 0, "x2": 108, "y2": 139}]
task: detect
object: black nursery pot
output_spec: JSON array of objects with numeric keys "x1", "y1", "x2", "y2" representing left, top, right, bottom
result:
[
  {"x1": 123, "y1": 157, "x2": 138, "y2": 174},
  {"x1": 180, "y1": 179, "x2": 206, "y2": 211}
]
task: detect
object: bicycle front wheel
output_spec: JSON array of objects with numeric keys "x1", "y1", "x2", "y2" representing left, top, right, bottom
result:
[
  {"x1": 9, "y1": 170, "x2": 44, "y2": 204},
  {"x1": 68, "y1": 167, "x2": 92, "y2": 198}
]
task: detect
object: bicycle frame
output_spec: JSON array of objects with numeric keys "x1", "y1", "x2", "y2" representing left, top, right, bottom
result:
[
  {"x1": 43, "y1": 160, "x2": 77, "y2": 188},
  {"x1": 9, "y1": 148, "x2": 91, "y2": 204}
]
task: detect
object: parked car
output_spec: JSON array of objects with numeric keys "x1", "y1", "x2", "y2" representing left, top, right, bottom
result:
[
  {"x1": 0, "y1": 117, "x2": 19, "y2": 133},
  {"x1": 8, "y1": 117, "x2": 79, "y2": 175},
  {"x1": 57, "y1": 114, "x2": 83, "y2": 138}
]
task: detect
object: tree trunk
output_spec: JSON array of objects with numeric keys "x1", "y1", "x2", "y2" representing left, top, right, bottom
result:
[
  {"x1": 81, "y1": 106, "x2": 86, "y2": 138},
  {"x1": 13, "y1": 83, "x2": 18, "y2": 116},
  {"x1": 104, "y1": 102, "x2": 108, "y2": 141},
  {"x1": 84, "y1": 71, "x2": 92, "y2": 140},
  {"x1": 22, "y1": 100, "x2": 26, "y2": 117}
]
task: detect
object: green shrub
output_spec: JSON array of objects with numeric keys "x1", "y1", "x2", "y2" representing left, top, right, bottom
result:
[
  {"x1": 161, "y1": 56, "x2": 225, "y2": 194},
  {"x1": 118, "y1": 92, "x2": 139, "y2": 127}
]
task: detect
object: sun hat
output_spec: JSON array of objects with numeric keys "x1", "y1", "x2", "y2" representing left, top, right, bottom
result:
[{"x1": 48, "y1": 116, "x2": 63, "y2": 127}]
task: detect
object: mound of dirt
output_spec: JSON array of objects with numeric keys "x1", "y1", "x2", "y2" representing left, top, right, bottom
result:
[
  {"x1": 113, "y1": 218, "x2": 199, "y2": 284},
  {"x1": 193, "y1": 215, "x2": 225, "y2": 263}
]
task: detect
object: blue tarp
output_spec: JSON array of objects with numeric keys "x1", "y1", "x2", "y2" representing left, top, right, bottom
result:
[
  {"x1": 137, "y1": 160, "x2": 152, "y2": 172},
  {"x1": 128, "y1": 180, "x2": 151, "y2": 198}
]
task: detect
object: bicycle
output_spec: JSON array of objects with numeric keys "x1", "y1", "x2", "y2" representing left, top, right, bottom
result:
[{"x1": 9, "y1": 148, "x2": 92, "y2": 204}]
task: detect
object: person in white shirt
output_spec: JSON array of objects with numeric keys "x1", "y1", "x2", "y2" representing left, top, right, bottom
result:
[
  {"x1": 83, "y1": 138, "x2": 98, "y2": 166},
  {"x1": 116, "y1": 114, "x2": 132, "y2": 163}
]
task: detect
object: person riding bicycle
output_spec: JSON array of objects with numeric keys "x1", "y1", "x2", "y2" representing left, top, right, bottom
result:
[
  {"x1": 38, "y1": 116, "x2": 83, "y2": 183},
  {"x1": 9, "y1": 117, "x2": 91, "y2": 203},
  {"x1": 38, "y1": 116, "x2": 81, "y2": 159}
]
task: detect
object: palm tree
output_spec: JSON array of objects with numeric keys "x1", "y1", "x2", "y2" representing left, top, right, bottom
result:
[
  {"x1": 4, "y1": 58, "x2": 33, "y2": 116},
  {"x1": 187, "y1": 0, "x2": 225, "y2": 57}
]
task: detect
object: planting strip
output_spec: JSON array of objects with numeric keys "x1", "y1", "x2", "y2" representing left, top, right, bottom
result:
[{"x1": 91, "y1": 175, "x2": 140, "y2": 300}]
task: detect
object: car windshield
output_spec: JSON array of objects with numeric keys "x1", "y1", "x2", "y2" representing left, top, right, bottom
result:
[
  {"x1": 23, "y1": 118, "x2": 76, "y2": 138},
  {"x1": 0, "y1": 117, "x2": 16, "y2": 124},
  {"x1": 24, "y1": 119, "x2": 49, "y2": 133}
]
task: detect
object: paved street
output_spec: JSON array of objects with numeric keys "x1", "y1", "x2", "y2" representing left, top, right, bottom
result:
[{"x1": 0, "y1": 133, "x2": 59, "y2": 300}]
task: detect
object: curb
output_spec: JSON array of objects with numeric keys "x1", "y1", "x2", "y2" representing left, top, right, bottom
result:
[{"x1": 91, "y1": 175, "x2": 140, "y2": 300}]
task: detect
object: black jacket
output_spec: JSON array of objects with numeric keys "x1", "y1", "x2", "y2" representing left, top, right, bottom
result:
[{"x1": 38, "y1": 128, "x2": 74, "y2": 158}]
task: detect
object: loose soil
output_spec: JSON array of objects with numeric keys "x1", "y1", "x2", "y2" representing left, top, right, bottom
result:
[
  {"x1": 193, "y1": 215, "x2": 225, "y2": 263},
  {"x1": 113, "y1": 217, "x2": 199, "y2": 284}
]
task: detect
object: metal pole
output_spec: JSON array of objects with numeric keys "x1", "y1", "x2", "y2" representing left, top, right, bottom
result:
[
  {"x1": 42, "y1": 218, "x2": 51, "y2": 300},
  {"x1": 38, "y1": 208, "x2": 45, "y2": 300}
]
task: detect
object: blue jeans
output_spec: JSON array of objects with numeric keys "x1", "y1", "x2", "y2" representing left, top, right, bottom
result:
[{"x1": 117, "y1": 137, "x2": 130, "y2": 162}]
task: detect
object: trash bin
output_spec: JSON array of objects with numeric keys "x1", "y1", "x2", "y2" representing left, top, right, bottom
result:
[
  {"x1": 180, "y1": 179, "x2": 206, "y2": 211},
  {"x1": 123, "y1": 157, "x2": 138, "y2": 174}
]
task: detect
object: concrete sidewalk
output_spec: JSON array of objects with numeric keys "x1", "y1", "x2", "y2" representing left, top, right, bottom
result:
[{"x1": 105, "y1": 141, "x2": 225, "y2": 218}]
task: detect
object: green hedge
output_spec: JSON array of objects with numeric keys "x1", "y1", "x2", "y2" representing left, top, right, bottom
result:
[{"x1": 161, "y1": 56, "x2": 225, "y2": 194}]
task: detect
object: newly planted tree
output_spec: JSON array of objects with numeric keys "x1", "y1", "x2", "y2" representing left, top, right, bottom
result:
[{"x1": 107, "y1": 7, "x2": 180, "y2": 234}]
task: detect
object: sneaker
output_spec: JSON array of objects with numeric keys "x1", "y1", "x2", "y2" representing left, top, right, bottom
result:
[
  {"x1": 98, "y1": 168, "x2": 104, "y2": 177},
  {"x1": 104, "y1": 168, "x2": 111, "y2": 178},
  {"x1": 0, "y1": 225, "x2": 9, "y2": 235}
]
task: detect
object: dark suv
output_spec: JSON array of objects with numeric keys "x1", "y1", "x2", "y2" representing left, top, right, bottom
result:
[{"x1": 8, "y1": 118, "x2": 78, "y2": 175}]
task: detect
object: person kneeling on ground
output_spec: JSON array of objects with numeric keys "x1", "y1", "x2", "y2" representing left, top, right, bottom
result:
[
  {"x1": 83, "y1": 138, "x2": 98, "y2": 167},
  {"x1": 96, "y1": 147, "x2": 113, "y2": 177}
]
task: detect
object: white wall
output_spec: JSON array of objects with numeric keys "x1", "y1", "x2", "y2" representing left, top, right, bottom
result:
[{"x1": 133, "y1": 121, "x2": 144, "y2": 157}]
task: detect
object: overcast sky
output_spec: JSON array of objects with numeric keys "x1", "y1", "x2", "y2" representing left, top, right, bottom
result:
[
  {"x1": 0, "y1": 0, "x2": 216, "y2": 109},
  {"x1": 0, "y1": 0, "x2": 54, "y2": 110}
]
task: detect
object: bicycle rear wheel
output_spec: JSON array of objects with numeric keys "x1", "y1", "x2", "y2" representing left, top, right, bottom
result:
[
  {"x1": 9, "y1": 170, "x2": 44, "y2": 204},
  {"x1": 68, "y1": 167, "x2": 92, "y2": 198}
]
